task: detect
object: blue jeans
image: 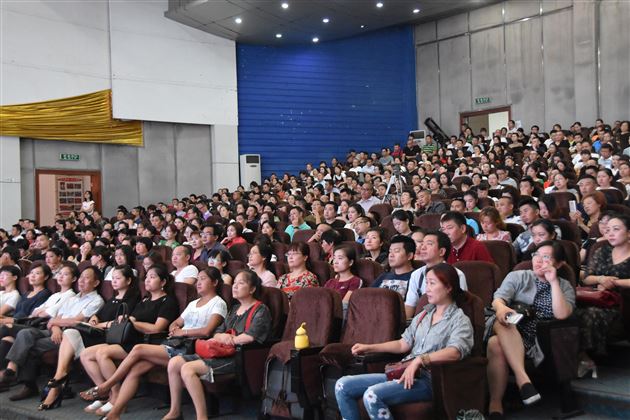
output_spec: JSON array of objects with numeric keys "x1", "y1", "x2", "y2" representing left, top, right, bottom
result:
[{"x1": 335, "y1": 372, "x2": 433, "y2": 420}]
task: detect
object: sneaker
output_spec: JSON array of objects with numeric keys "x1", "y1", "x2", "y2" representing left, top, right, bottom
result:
[{"x1": 519, "y1": 382, "x2": 541, "y2": 406}]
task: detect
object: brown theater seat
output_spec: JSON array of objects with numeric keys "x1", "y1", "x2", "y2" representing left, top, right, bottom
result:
[
  {"x1": 319, "y1": 288, "x2": 407, "y2": 418},
  {"x1": 229, "y1": 242, "x2": 252, "y2": 263},
  {"x1": 453, "y1": 260, "x2": 503, "y2": 306},
  {"x1": 262, "y1": 288, "x2": 343, "y2": 418},
  {"x1": 354, "y1": 258, "x2": 384, "y2": 288},
  {"x1": 483, "y1": 240, "x2": 516, "y2": 279},
  {"x1": 292, "y1": 229, "x2": 315, "y2": 243}
]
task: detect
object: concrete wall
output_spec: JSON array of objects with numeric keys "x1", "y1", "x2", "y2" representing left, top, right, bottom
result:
[
  {"x1": 415, "y1": 0, "x2": 630, "y2": 135},
  {"x1": 19, "y1": 121, "x2": 224, "y2": 221},
  {"x1": 1, "y1": 0, "x2": 240, "y2": 227}
]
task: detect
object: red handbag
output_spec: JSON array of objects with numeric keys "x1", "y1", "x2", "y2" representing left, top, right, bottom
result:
[
  {"x1": 195, "y1": 301, "x2": 262, "y2": 359},
  {"x1": 384, "y1": 310, "x2": 428, "y2": 381},
  {"x1": 576, "y1": 287, "x2": 622, "y2": 309}
]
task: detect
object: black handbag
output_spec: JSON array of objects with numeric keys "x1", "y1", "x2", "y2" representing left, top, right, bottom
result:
[
  {"x1": 106, "y1": 303, "x2": 138, "y2": 346},
  {"x1": 511, "y1": 301, "x2": 535, "y2": 320},
  {"x1": 73, "y1": 322, "x2": 106, "y2": 339},
  {"x1": 14, "y1": 317, "x2": 50, "y2": 329},
  {"x1": 161, "y1": 337, "x2": 196, "y2": 354}
]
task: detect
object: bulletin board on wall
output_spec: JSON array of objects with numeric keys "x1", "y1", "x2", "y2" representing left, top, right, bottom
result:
[{"x1": 55, "y1": 176, "x2": 84, "y2": 216}]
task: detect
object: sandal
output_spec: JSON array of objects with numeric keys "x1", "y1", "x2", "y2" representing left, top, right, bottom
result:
[
  {"x1": 79, "y1": 386, "x2": 109, "y2": 402},
  {"x1": 95, "y1": 401, "x2": 113, "y2": 416},
  {"x1": 85, "y1": 400, "x2": 105, "y2": 413}
]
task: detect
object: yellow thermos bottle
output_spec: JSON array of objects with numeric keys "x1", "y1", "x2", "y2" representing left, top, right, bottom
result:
[{"x1": 294, "y1": 322, "x2": 309, "y2": 349}]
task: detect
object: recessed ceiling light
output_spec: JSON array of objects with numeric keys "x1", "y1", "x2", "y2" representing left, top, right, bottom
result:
[
  {"x1": 413, "y1": 8, "x2": 420, "y2": 14},
  {"x1": 322, "y1": 18, "x2": 330, "y2": 23},
  {"x1": 360, "y1": 24, "x2": 366, "y2": 28},
  {"x1": 312, "y1": 37, "x2": 319, "y2": 43},
  {"x1": 376, "y1": 2, "x2": 384, "y2": 8},
  {"x1": 275, "y1": 33, "x2": 283, "y2": 38},
  {"x1": 234, "y1": 17, "x2": 242, "y2": 24},
  {"x1": 281, "y1": 2, "x2": 289, "y2": 9}
]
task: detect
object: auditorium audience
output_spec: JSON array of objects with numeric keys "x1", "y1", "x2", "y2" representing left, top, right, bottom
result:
[
  {"x1": 78, "y1": 266, "x2": 227, "y2": 419},
  {"x1": 336, "y1": 264, "x2": 472, "y2": 420},
  {"x1": 164, "y1": 270, "x2": 271, "y2": 420},
  {"x1": 2, "y1": 116, "x2": 630, "y2": 417},
  {"x1": 486, "y1": 241, "x2": 574, "y2": 417}
]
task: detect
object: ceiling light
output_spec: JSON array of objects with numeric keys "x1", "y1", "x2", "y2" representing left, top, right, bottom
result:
[
  {"x1": 312, "y1": 37, "x2": 319, "y2": 43},
  {"x1": 281, "y1": 2, "x2": 289, "y2": 9},
  {"x1": 360, "y1": 24, "x2": 366, "y2": 28},
  {"x1": 322, "y1": 18, "x2": 329, "y2": 23},
  {"x1": 275, "y1": 33, "x2": 283, "y2": 38},
  {"x1": 234, "y1": 17, "x2": 242, "y2": 24},
  {"x1": 376, "y1": 2, "x2": 384, "y2": 8},
  {"x1": 413, "y1": 8, "x2": 420, "y2": 14}
]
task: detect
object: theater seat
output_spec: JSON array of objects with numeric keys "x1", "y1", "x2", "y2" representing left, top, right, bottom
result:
[
  {"x1": 226, "y1": 260, "x2": 247, "y2": 278},
  {"x1": 357, "y1": 292, "x2": 487, "y2": 420},
  {"x1": 483, "y1": 240, "x2": 516, "y2": 279},
  {"x1": 319, "y1": 288, "x2": 406, "y2": 418},
  {"x1": 261, "y1": 288, "x2": 343, "y2": 418},
  {"x1": 229, "y1": 242, "x2": 252, "y2": 263},
  {"x1": 354, "y1": 259, "x2": 384, "y2": 288},
  {"x1": 505, "y1": 223, "x2": 525, "y2": 241},
  {"x1": 202, "y1": 287, "x2": 289, "y2": 415},
  {"x1": 369, "y1": 203, "x2": 393, "y2": 221},
  {"x1": 292, "y1": 229, "x2": 315, "y2": 243},
  {"x1": 336, "y1": 228, "x2": 357, "y2": 242},
  {"x1": 310, "y1": 260, "x2": 333, "y2": 286},
  {"x1": 379, "y1": 216, "x2": 397, "y2": 240},
  {"x1": 550, "y1": 219, "x2": 582, "y2": 246},
  {"x1": 453, "y1": 261, "x2": 503, "y2": 306},
  {"x1": 271, "y1": 242, "x2": 289, "y2": 263},
  {"x1": 414, "y1": 213, "x2": 441, "y2": 231}
]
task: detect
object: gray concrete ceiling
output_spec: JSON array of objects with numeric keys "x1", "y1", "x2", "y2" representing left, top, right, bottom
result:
[{"x1": 166, "y1": 0, "x2": 501, "y2": 45}]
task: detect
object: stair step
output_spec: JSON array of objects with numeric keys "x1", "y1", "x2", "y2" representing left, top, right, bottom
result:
[{"x1": 572, "y1": 366, "x2": 630, "y2": 419}]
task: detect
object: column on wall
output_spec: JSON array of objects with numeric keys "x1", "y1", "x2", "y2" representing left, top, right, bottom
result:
[
  {"x1": 0, "y1": 136, "x2": 21, "y2": 229},
  {"x1": 211, "y1": 125, "x2": 239, "y2": 192}
]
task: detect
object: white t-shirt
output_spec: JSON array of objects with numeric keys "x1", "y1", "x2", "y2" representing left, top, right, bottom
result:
[
  {"x1": 33, "y1": 289, "x2": 76, "y2": 317},
  {"x1": 405, "y1": 265, "x2": 468, "y2": 309},
  {"x1": 171, "y1": 265, "x2": 199, "y2": 283},
  {"x1": 180, "y1": 295, "x2": 227, "y2": 330},
  {"x1": 0, "y1": 290, "x2": 20, "y2": 310}
]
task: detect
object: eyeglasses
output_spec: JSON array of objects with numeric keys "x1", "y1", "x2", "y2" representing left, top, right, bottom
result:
[{"x1": 531, "y1": 252, "x2": 552, "y2": 261}]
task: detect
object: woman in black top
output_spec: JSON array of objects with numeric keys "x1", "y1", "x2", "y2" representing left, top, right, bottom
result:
[
  {"x1": 38, "y1": 265, "x2": 139, "y2": 411},
  {"x1": 163, "y1": 269, "x2": 271, "y2": 420},
  {"x1": 0, "y1": 262, "x2": 52, "y2": 326},
  {"x1": 79, "y1": 264, "x2": 179, "y2": 415}
]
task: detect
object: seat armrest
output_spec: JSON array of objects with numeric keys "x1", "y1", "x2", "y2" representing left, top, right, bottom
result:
[
  {"x1": 289, "y1": 346, "x2": 327, "y2": 408},
  {"x1": 536, "y1": 317, "x2": 580, "y2": 383},
  {"x1": 429, "y1": 357, "x2": 488, "y2": 420},
  {"x1": 354, "y1": 352, "x2": 402, "y2": 364}
]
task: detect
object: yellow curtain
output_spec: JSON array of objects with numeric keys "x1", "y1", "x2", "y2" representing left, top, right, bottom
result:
[{"x1": 0, "y1": 90, "x2": 143, "y2": 146}]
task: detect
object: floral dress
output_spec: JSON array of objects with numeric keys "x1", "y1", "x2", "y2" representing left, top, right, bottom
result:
[
  {"x1": 576, "y1": 244, "x2": 628, "y2": 355},
  {"x1": 277, "y1": 271, "x2": 319, "y2": 299}
]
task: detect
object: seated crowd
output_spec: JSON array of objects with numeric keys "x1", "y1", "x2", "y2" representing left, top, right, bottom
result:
[{"x1": 0, "y1": 117, "x2": 629, "y2": 419}]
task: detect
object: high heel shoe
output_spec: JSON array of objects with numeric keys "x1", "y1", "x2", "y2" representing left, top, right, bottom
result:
[
  {"x1": 578, "y1": 360, "x2": 598, "y2": 378},
  {"x1": 40, "y1": 375, "x2": 69, "y2": 401},
  {"x1": 37, "y1": 376, "x2": 68, "y2": 411}
]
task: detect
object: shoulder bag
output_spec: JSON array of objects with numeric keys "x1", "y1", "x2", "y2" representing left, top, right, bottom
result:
[
  {"x1": 195, "y1": 300, "x2": 262, "y2": 359},
  {"x1": 106, "y1": 302, "x2": 138, "y2": 346}
]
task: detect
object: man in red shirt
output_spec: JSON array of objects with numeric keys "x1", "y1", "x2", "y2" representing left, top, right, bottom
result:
[{"x1": 440, "y1": 211, "x2": 494, "y2": 264}]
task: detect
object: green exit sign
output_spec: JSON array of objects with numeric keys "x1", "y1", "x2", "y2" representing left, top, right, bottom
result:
[
  {"x1": 475, "y1": 97, "x2": 491, "y2": 105},
  {"x1": 59, "y1": 153, "x2": 80, "y2": 161}
]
